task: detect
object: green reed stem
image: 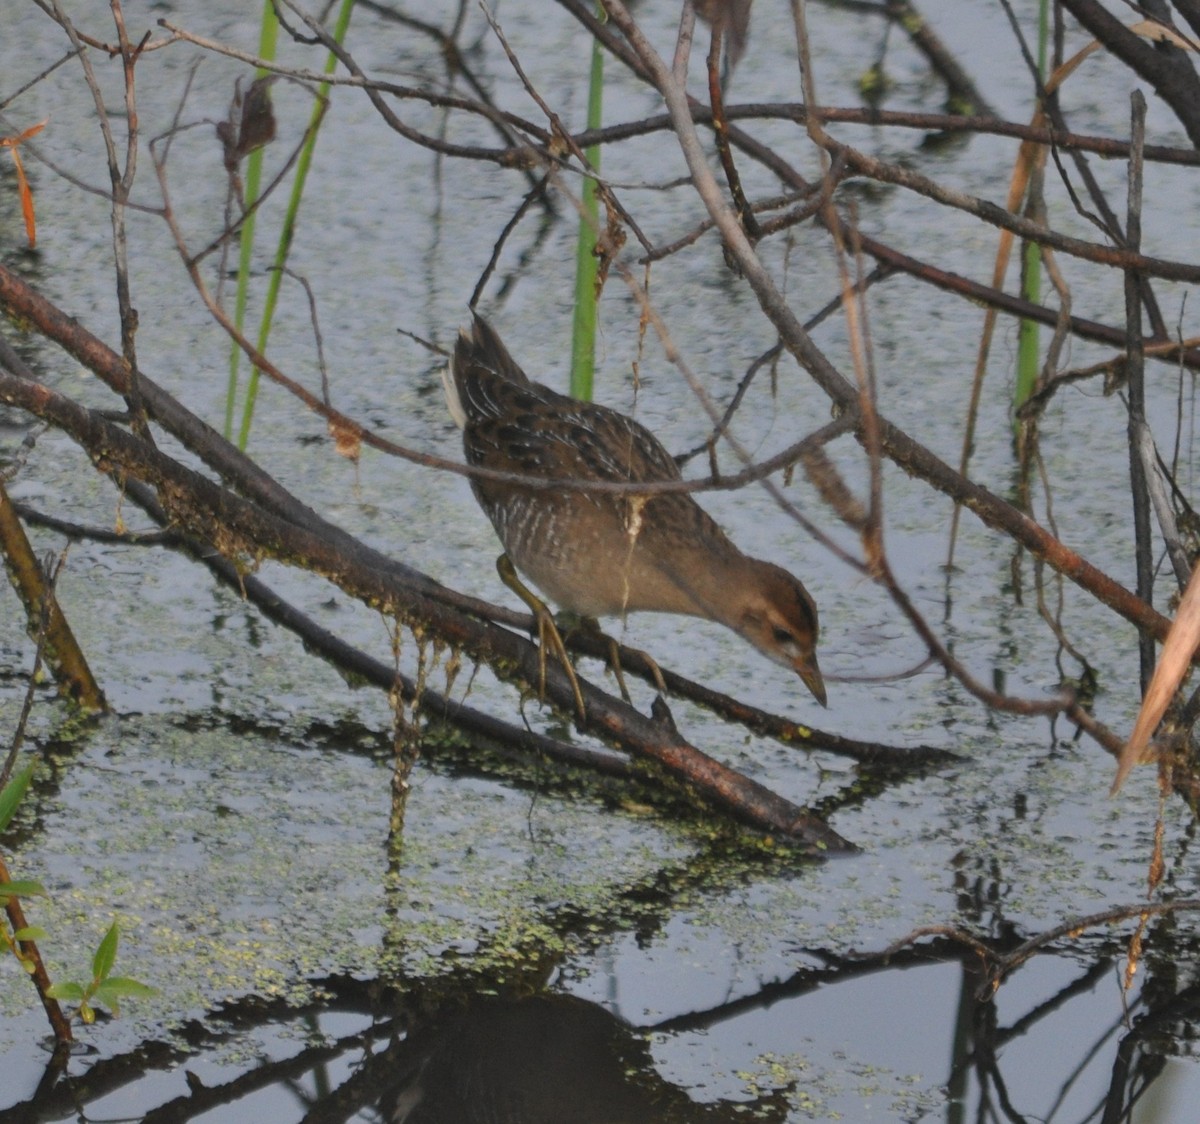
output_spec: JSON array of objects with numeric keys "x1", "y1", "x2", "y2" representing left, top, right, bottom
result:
[
  {"x1": 225, "y1": 0, "x2": 278, "y2": 443},
  {"x1": 233, "y1": 0, "x2": 356, "y2": 451},
  {"x1": 569, "y1": 23, "x2": 604, "y2": 402},
  {"x1": 1014, "y1": 0, "x2": 1049, "y2": 428}
]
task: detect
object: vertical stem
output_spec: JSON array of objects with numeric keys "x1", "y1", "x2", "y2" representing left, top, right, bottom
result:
[
  {"x1": 226, "y1": 0, "x2": 278, "y2": 442},
  {"x1": 0, "y1": 851, "x2": 74, "y2": 1044},
  {"x1": 570, "y1": 13, "x2": 604, "y2": 402},
  {"x1": 1013, "y1": 0, "x2": 1048, "y2": 427},
  {"x1": 237, "y1": 0, "x2": 356, "y2": 450},
  {"x1": 1125, "y1": 90, "x2": 1153, "y2": 694}
]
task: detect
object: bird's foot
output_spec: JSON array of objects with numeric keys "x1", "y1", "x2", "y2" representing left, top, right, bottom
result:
[
  {"x1": 566, "y1": 615, "x2": 669, "y2": 702},
  {"x1": 497, "y1": 555, "x2": 586, "y2": 720}
]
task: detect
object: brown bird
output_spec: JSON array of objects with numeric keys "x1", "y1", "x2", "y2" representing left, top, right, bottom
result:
[{"x1": 444, "y1": 314, "x2": 826, "y2": 707}]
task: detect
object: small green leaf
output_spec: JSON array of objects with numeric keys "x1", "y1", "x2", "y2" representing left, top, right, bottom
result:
[
  {"x1": 46, "y1": 981, "x2": 86, "y2": 1001},
  {"x1": 0, "y1": 880, "x2": 47, "y2": 900},
  {"x1": 92, "y1": 921, "x2": 119, "y2": 983},
  {"x1": 95, "y1": 977, "x2": 156, "y2": 1000},
  {"x1": 0, "y1": 762, "x2": 35, "y2": 832},
  {"x1": 80, "y1": 1001, "x2": 96, "y2": 1025},
  {"x1": 13, "y1": 926, "x2": 47, "y2": 941}
]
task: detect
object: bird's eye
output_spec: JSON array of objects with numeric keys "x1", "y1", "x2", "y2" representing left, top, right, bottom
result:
[{"x1": 772, "y1": 627, "x2": 794, "y2": 645}]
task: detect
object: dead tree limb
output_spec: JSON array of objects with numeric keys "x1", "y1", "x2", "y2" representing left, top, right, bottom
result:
[
  {"x1": 0, "y1": 291, "x2": 851, "y2": 852},
  {"x1": 0, "y1": 475, "x2": 105, "y2": 712}
]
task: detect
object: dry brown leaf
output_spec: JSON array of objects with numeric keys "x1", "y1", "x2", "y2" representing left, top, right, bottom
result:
[
  {"x1": 1112, "y1": 564, "x2": 1200, "y2": 793},
  {"x1": 1128, "y1": 19, "x2": 1197, "y2": 52}
]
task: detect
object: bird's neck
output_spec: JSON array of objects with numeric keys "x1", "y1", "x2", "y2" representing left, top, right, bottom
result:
[{"x1": 652, "y1": 540, "x2": 759, "y2": 627}]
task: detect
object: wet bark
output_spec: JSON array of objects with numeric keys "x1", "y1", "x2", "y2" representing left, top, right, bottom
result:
[{"x1": 0, "y1": 480, "x2": 105, "y2": 712}]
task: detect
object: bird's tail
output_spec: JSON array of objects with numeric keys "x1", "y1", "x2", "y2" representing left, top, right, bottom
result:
[{"x1": 443, "y1": 313, "x2": 530, "y2": 428}]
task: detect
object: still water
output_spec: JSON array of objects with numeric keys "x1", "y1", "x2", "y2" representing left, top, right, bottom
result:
[{"x1": 1, "y1": 1, "x2": 1198, "y2": 1119}]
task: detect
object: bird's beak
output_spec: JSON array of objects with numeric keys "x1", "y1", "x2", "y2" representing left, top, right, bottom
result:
[{"x1": 796, "y1": 655, "x2": 827, "y2": 707}]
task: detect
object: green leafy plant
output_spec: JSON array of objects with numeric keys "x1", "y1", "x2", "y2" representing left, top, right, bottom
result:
[
  {"x1": 0, "y1": 764, "x2": 47, "y2": 976},
  {"x1": 0, "y1": 759, "x2": 34, "y2": 832},
  {"x1": 45, "y1": 922, "x2": 156, "y2": 1025},
  {"x1": 2, "y1": 763, "x2": 153, "y2": 1034}
]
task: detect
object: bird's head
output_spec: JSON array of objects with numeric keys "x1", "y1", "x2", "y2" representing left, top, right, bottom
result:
[{"x1": 734, "y1": 561, "x2": 826, "y2": 706}]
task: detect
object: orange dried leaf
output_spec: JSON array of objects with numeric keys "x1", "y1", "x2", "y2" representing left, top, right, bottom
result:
[
  {"x1": 2, "y1": 120, "x2": 47, "y2": 249},
  {"x1": 1147, "y1": 812, "x2": 1166, "y2": 892},
  {"x1": 11, "y1": 148, "x2": 36, "y2": 248},
  {"x1": 0, "y1": 120, "x2": 47, "y2": 149},
  {"x1": 1123, "y1": 931, "x2": 1141, "y2": 989},
  {"x1": 329, "y1": 419, "x2": 362, "y2": 462}
]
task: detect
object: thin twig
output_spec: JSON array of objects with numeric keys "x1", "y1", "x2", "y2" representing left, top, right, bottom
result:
[{"x1": 1125, "y1": 91, "x2": 1155, "y2": 698}]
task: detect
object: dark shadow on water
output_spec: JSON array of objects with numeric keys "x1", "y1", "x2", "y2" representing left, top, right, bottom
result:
[
  {"x1": 0, "y1": 981, "x2": 785, "y2": 1124},
  {"x1": 374, "y1": 993, "x2": 788, "y2": 1123},
  {"x1": 3, "y1": 934, "x2": 1200, "y2": 1123}
]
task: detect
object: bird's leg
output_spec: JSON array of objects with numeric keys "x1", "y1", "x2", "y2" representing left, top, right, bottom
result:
[{"x1": 496, "y1": 555, "x2": 586, "y2": 719}]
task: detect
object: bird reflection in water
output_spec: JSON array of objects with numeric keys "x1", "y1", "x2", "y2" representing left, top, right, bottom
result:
[{"x1": 381, "y1": 993, "x2": 789, "y2": 1123}]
